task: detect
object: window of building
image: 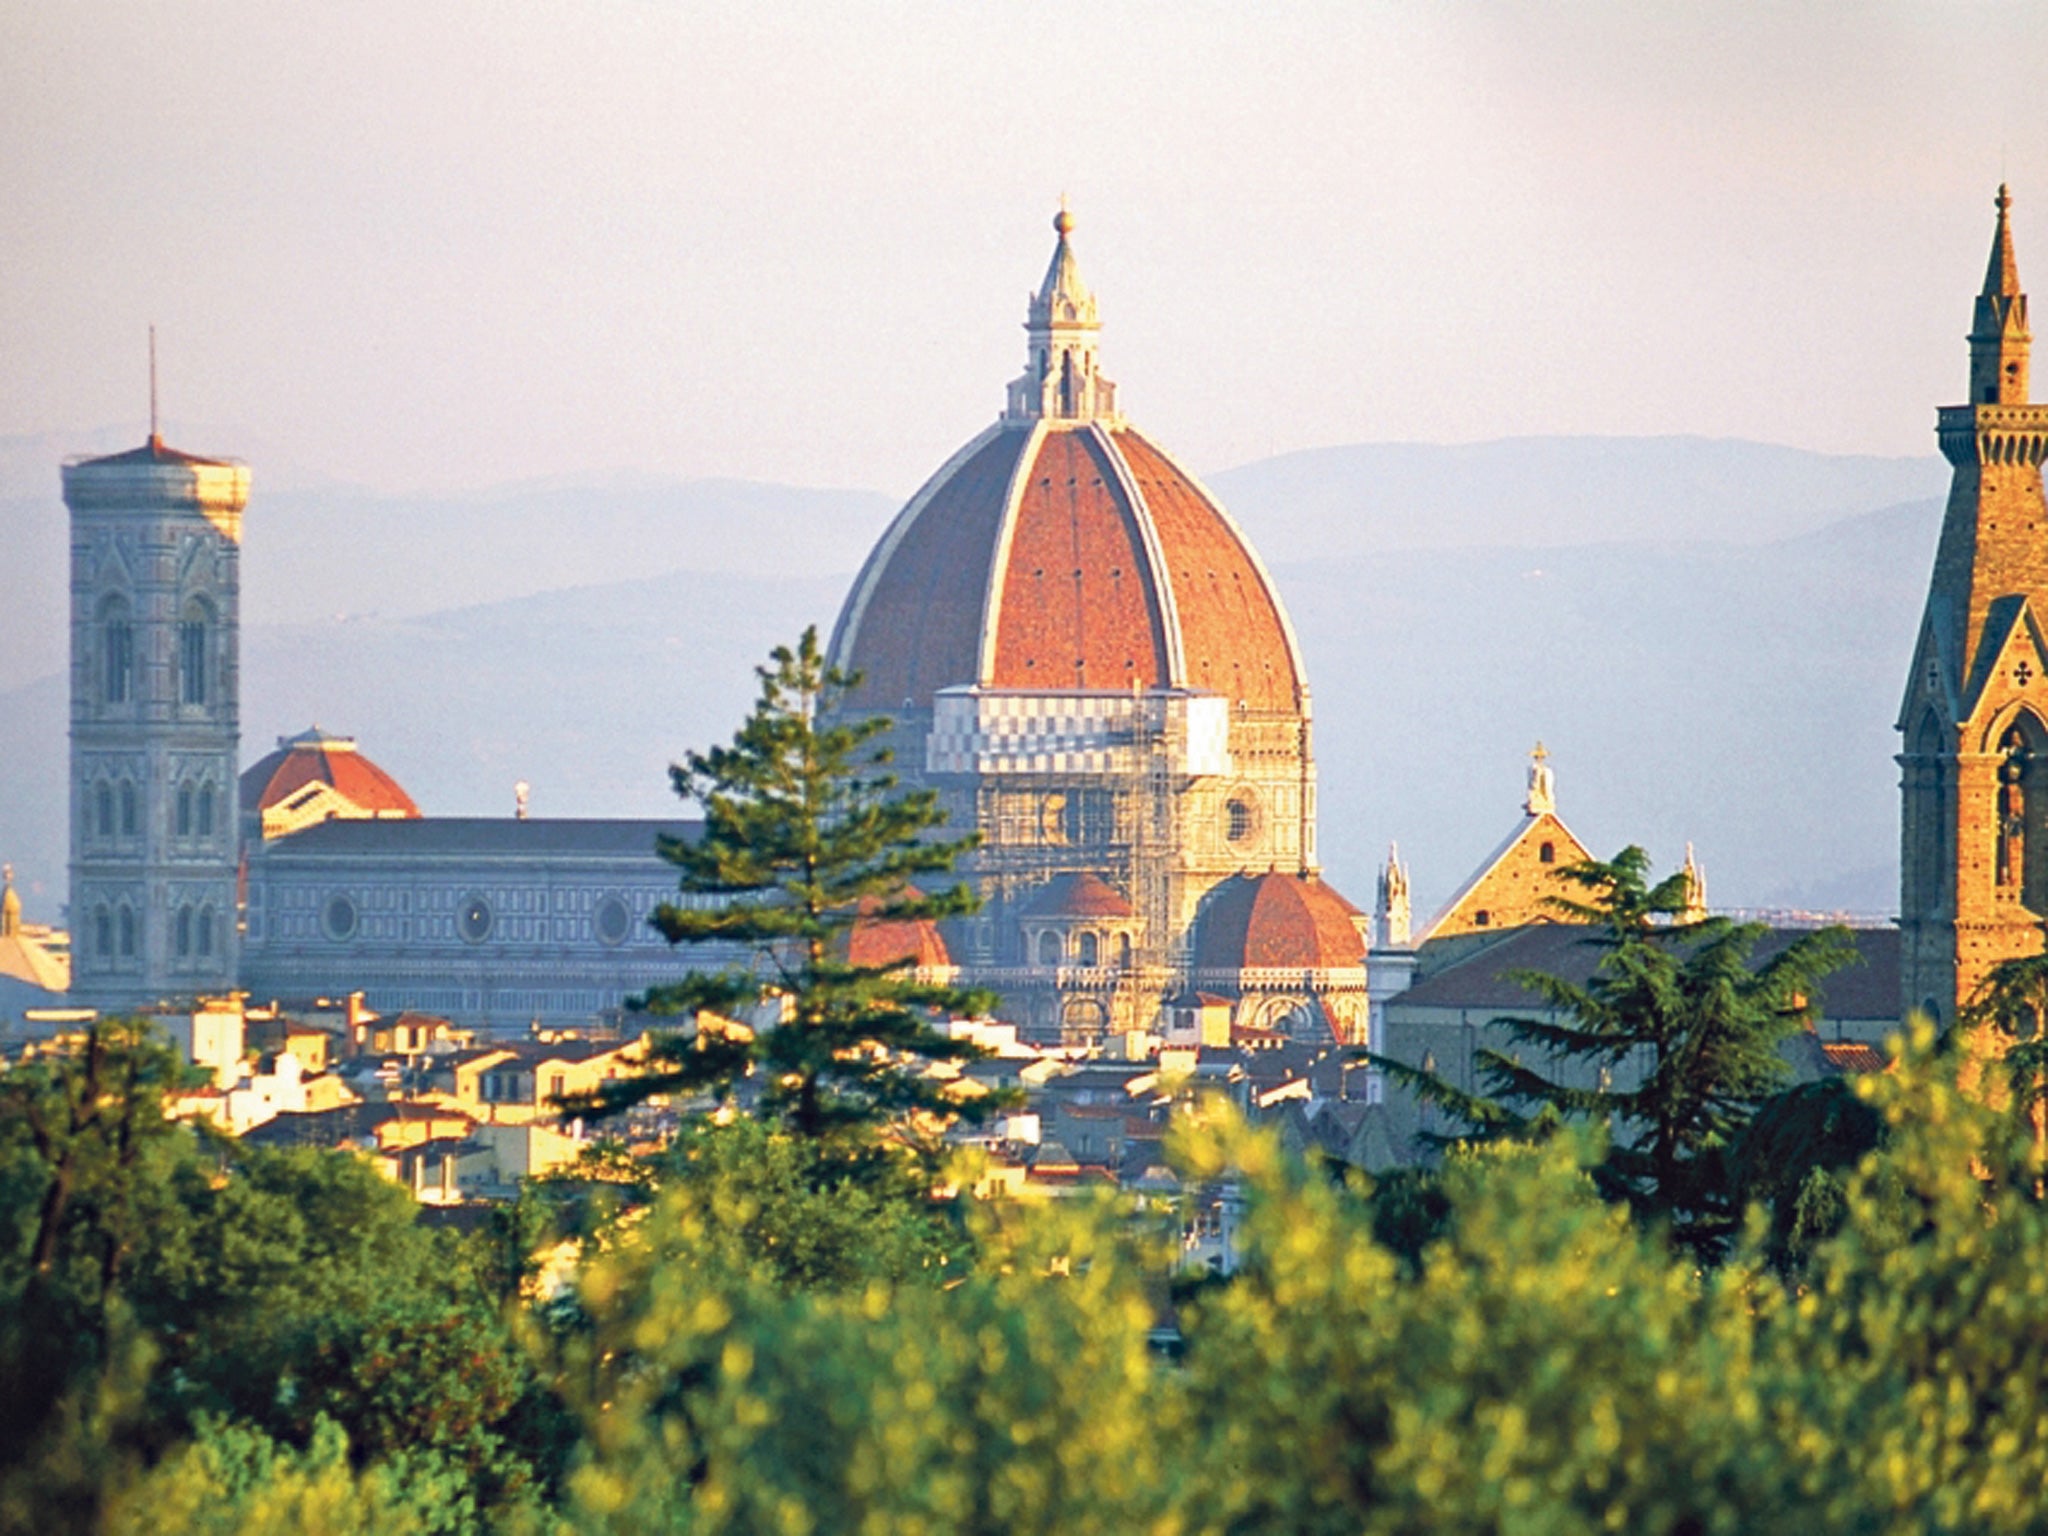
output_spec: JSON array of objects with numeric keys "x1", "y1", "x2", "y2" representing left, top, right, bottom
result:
[
  {"x1": 1474, "y1": 910, "x2": 1491, "y2": 928},
  {"x1": 1226, "y1": 797, "x2": 1255, "y2": 842},
  {"x1": 175, "y1": 905, "x2": 193, "y2": 958},
  {"x1": 176, "y1": 785, "x2": 193, "y2": 836},
  {"x1": 198, "y1": 785, "x2": 214, "y2": 837},
  {"x1": 594, "y1": 895, "x2": 631, "y2": 945},
  {"x1": 324, "y1": 893, "x2": 358, "y2": 941},
  {"x1": 119, "y1": 781, "x2": 138, "y2": 837},
  {"x1": 196, "y1": 907, "x2": 214, "y2": 957},
  {"x1": 118, "y1": 906, "x2": 135, "y2": 958},
  {"x1": 1539, "y1": 842, "x2": 1555, "y2": 865},
  {"x1": 1037, "y1": 931, "x2": 1062, "y2": 966},
  {"x1": 100, "y1": 597, "x2": 133, "y2": 704},
  {"x1": 459, "y1": 895, "x2": 494, "y2": 943},
  {"x1": 548, "y1": 1073, "x2": 566, "y2": 1100},
  {"x1": 179, "y1": 601, "x2": 213, "y2": 705},
  {"x1": 94, "y1": 906, "x2": 112, "y2": 957},
  {"x1": 1077, "y1": 931, "x2": 1100, "y2": 966},
  {"x1": 94, "y1": 782, "x2": 113, "y2": 837}
]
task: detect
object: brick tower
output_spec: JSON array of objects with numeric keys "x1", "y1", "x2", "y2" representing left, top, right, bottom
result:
[
  {"x1": 1899, "y1": 185, "x2": 2048, "y2": 1024},
  {"x1": 64, "y1": 416, "x2": 249, "y2": 1010}
]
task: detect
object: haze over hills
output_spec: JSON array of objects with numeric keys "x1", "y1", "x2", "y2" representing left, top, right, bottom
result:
[{"x1": 0, "y1": 435, "x2": 1948, "y2": 927}]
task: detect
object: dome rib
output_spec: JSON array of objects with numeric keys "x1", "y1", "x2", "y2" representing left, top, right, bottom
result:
[
  {"x1": 974, "y1": 418, "x2": 1050, "y2": 685},
  {"x1": 1090, "y1": 422, "x2": 1188, "y2": 685},
  {"x1": 1112, "y1": 429, "x2": 1310, "y2": 714}
]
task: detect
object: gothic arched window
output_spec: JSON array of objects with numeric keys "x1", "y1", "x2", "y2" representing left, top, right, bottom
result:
[
  {"x1": 99, "y1": 596, "x2": 134, "y2": 704},
  {"x1": 94, "y1": 906, "x2": 111, "y2": 957},
  {"x1": 176, "y1": 784, "x2": 194, "y2": 837},
  {"x1": 119, "y1": 781, "x2": 138, "y2": 837},
  {"x1": 198, "y1": 785, "x2": 215, "y2": 838},
  {"x1": 175, "y1": 905, "x2": 193, "y2": 958},
  {"x1": 117, "y1": 906, "x2": 136, "y2": 958},
  {"x1": 196, "y1": 906, "x2": 214, "y2": 957},
  {"x1": 94, "y1": 782, "x2": 113, "y2": 838},
  {"x1": 179, "y1": 599, "x2": 214, "y2": 706}
]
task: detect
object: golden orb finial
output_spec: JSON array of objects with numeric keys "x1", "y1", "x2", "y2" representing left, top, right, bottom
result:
[
  {"x1": 1998, "y1": 182, "x2": 2013, "y2": 215},
  {"x1": 1054, "y1": 197, "x2": 1073, "y2": 238}
]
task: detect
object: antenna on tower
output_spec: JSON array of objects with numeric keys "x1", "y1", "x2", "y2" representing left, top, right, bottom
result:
[{"x1": 148, "y1": 325, "x2": 160, "y2": 448}]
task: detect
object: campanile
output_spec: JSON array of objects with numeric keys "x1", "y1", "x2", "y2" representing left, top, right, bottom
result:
[{"x1": 1899, "y1": 185, "x2": 2048, "y2": 1023}]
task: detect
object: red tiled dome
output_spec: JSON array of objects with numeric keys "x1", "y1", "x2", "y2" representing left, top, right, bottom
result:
[
  {"x1": 1022, "y1": 871, "x2": 1134, "y2": 919},
  {"x1": 1194, "y1": 873, "x2": 1366, "y2": 971},
  {"x1": 843, "y1": 888, "x2": 953, "y2": 970},
  {"x1": 240, "y1": 728, "x2": 420, "y2": 818},
  {"x1": 827, "y1": 210, "x2": 1306, "y2": 719}
]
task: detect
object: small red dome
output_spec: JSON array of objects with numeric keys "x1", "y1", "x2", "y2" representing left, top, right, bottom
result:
[
  {"x1": 1194, "y1": 873, "x2": 1366, "y2": 971},
  {"x1": 241, "y1": 728, "x2": 420, "y2": 819},
  {"x1": 1022, "y1": 872, "x2": 1134, "y2": 919},
  {"x1": 844, "y1": 888, "x2": 953, "y2": 970}
]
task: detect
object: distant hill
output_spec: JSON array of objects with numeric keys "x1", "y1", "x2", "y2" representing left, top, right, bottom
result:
[
  {"x1": 0, "y1": 435, "x2": 1952, "y2": 927},
  {"x1": 0, "y1": 501, "x2": 1940, "y2": 926},
  {"x1": 1210, "y1": 435, "x2": 1946, "y2": 556}
]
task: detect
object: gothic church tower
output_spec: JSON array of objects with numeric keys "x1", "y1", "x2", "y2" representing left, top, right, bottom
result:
[
  {"x1": 1899, "y1": 185, "x2": 2048, "y2": 1023},
  {"x1": 64, "y1": 427, "x2": 248, "y2": 1009}
]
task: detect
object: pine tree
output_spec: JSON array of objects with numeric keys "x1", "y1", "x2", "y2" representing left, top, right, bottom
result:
[
  {"x1": 569, "y1": 628, "x2": 1004, "y2": 1163},
  {"x1": 1376, "y1": 847, "x2": 1854, "y2": 1258}
]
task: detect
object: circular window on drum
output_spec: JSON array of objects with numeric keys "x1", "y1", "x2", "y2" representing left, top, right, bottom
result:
[
  {"x1": 323, "y1": 893, "x2": 357, "y2": 942},
  {"x1": 458, "y1": 895, "x2": 494, "y2": 944},
  {"x1": 594, "y1": 895, "x2": 632, "y2": 946},
  {"x1": 1226, "y1": 796, "x2": 1257, "y2": 843}
]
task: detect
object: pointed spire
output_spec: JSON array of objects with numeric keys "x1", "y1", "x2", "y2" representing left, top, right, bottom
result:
[
  {"x1": 1970, "y1": 183, "x2": 2032, "y2": 406},
  {"x1": 1524, "y1": 742, "x2": 1556, "y2": 817},
  {"x1": 1680, "y1": 843, "x2": 1708, "y2": 923},
  {"x1": 1986, "y1": 183, "x2": 2022, "y2": 298},
  {"x1": 1, "y1": 865, "x2": 18, "y2": 938},
  {"x1": 1006, "y1": 203, "x2": 1120, "y2": 424},
  {"x1": 1376, "y1": 842, "x2": 1412, "y2": 948}
]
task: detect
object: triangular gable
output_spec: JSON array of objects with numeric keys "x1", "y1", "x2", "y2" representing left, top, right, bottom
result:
[
  {"x1": 1420, "y1": 810, "x2": 1595, "y2": 943},
  {"x1": 1959, "y1": 594, "x2": 2048, "y2": 725},
  {"x1": 1897, "y1": 615, "x2": 1962, "y2": 733}
]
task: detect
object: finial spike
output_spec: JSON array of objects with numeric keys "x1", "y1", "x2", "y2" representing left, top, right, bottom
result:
[{"x1": 148, "y1": 324, "x2": 160, "y2": 448}]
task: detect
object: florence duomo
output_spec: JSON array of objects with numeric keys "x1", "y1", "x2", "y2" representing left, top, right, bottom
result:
[{"x1": 21, "y1": 12, "x2": 2048, "y2": 1528}]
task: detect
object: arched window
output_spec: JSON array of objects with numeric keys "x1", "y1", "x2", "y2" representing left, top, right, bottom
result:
[
  {"x1": 99, "y1": 595, "x2": 134, "y2": 704},
  {"x1": 1077, "y1": 931, "x2": 1100, "y2": 967},
  {"x1": 119, "y1": 781, "x2": 138, "y2": 836},
  {"x1": 179, "y1": 599, "x2": 214, "y2": 705},
  {"x1": 1994, "y1": 718, "x2": 2048, "y2": 911},
  {"x1": 1226, "y1": 798, "x2": 1254, "y2": 842},
  {"x1": 94, "y1": 906, "x2": 112, "y2": 957},
  {"x1": 175, "y1": 905, "x2": 193, "y2": 958},
  {"x1": 197, "y1": 785, "x2": 214, "y2": 838},
  {"x1": 176, "y1": 785, "x2": 194, "y2": 836},
  {"x1": 196, "y1": 906, "x2": 214, "y2": 957},
  {"x1": 94, "y1": 782, "x2": 113, "y2": 837},
  {"x1": 1118, "y1": 933, "x2": 1133, "y2": 968},
  {"x1": 117, "y1": 906, "x2": 136, "y2": 958},
  {"x1": 1539, "y1": 841, "x2": 1556, "y2": 865},
  {"x1": 1037, "y1": 931, "x2": 1063, "y2": 967}
]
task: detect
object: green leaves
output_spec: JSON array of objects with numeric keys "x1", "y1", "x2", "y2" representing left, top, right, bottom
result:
[{"x1": 581, "y1": 628, "x2": 1011, "y2": 1164}]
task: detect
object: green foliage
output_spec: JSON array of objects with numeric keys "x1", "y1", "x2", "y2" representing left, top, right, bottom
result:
[
  {"x1": 558, "y1": 1163, "x2": 1179, "y2": 1536},
  {"x1": 576, "y1": 628, "x2": 1009, "y2": 1166},
  {"x1": 103, "y1": 1417, "x2": 480, "y2": 1536},
  {"x1": 0, "y1": 1024, "x2": 563, "y2": 1532},
  {"x1": 1380, "y1": 847, "x2": 1856, "y2": 1258}
]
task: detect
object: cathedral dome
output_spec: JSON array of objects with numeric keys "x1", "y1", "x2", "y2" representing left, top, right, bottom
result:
[
  {"x1": 1193, "y1": 872, "x2": 1366, "y2": 972},
  {"x1": 241, "y1": 727, "x2": 420, "y2": 835},
  {"x1": 828, "y1": 210, "x2": 1307, "y2": 718}
]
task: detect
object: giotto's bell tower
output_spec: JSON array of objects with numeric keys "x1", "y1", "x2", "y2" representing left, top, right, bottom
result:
[{"x1": 64, "y1": 411, "x2": 248, "y2": 1010}]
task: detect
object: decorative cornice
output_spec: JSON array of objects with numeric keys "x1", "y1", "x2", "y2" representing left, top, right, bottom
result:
[{"x1": 1936, "y1": 403, "x2": 2048, "y2": 467}]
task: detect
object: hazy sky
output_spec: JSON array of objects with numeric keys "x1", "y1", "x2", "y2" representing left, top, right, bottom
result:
[{"x1": 6, "y1": 2, "x2": 2048, "y2": 497}]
